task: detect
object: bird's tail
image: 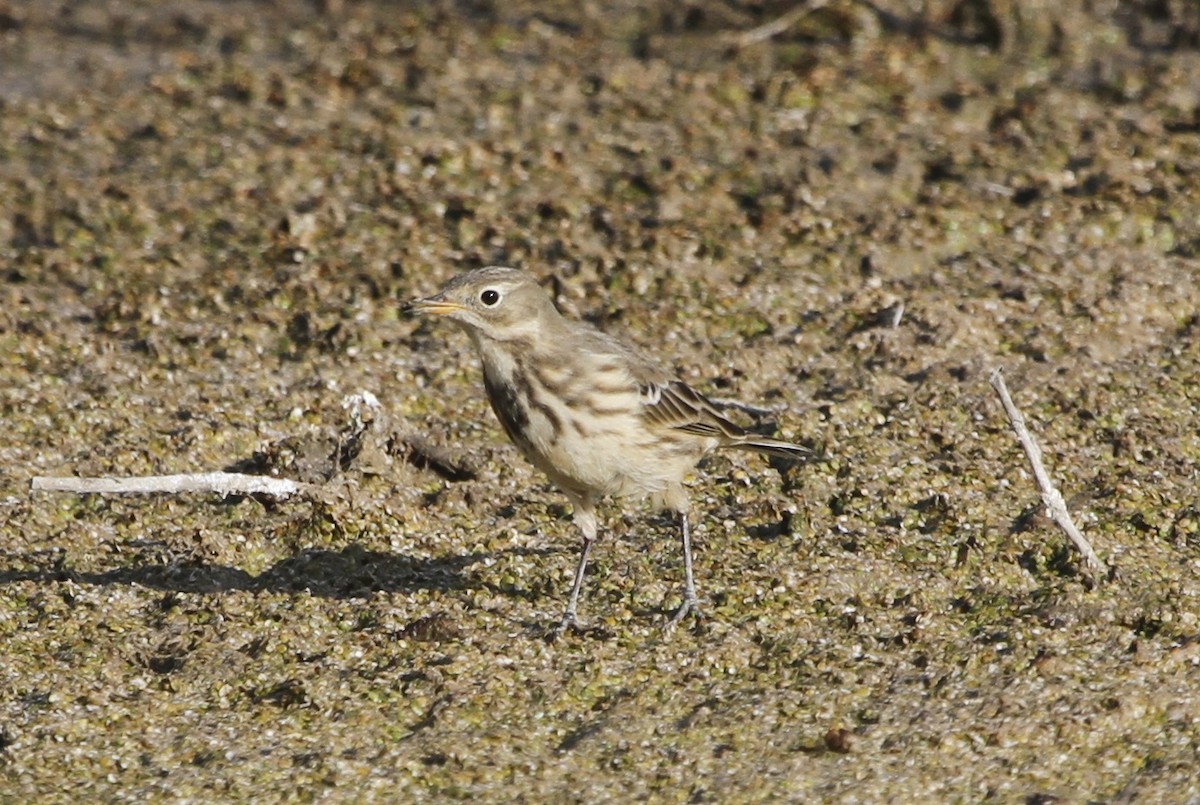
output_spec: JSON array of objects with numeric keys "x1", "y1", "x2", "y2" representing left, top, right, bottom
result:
[{"x1": 726, "y1": 435, "x2": 812, "y2": 461}]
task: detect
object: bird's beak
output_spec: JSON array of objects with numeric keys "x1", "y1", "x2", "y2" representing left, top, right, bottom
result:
[{"x1": 403, "y1": 294, "x2": 466, "y2": 317}]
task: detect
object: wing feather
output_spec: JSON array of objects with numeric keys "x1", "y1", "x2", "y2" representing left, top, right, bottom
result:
[
  {"x1": 639, "y1": 380, "x2": 748, "y2": 440},
  {"x1": 561, "y1": 321, "x2": 809, "y2": 460}
]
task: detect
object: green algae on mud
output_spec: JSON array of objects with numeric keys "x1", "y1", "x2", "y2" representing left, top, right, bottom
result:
[{"x1": 2, "y1": 0, "x2": 1200, "y2": 801}]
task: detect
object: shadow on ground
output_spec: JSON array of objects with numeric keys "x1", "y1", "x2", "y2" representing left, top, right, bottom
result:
[{"x1": 0, "y1": 544, "x2": 556, "y2": 598}]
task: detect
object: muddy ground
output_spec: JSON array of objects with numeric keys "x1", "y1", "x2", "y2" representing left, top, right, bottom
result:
[{"x1": 2, "y1": 0, "x2": 1200, "y2": 801}]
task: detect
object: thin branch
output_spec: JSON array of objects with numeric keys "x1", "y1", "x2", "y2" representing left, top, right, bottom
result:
[
  {"x1": 725, "y1": 0, "x2": 834, "y2": 48},
  {"x1": 989, "y1": 368, "x2": 1107, "y2": 580},
  {"x1": 396, "y1": 435, "x2": 476, "y2": 482},
  {"x1": 31, "y1": 472, "x2": 311, "y2": 501},
  {"x1": 28, "y1": 392, "x2": 474, "y2": 505}
]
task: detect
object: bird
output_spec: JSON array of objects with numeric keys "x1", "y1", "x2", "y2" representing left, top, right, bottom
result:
[{"x1": 404, "y1": 266, "x2": 808, "y2": 633}]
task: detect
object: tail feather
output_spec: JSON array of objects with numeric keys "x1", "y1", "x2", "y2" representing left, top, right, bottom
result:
[{"x1": 726, "y1": 435, "x2": 812, "y2": 461}]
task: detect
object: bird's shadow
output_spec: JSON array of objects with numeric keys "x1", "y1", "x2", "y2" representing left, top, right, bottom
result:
[{"x1": 0, "y1": 543, "x2": 556, "y2": 599}]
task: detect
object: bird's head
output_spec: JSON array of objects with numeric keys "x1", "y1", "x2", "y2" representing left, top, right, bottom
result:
[{"x1": 404, "y1": 266, "x2": 557, "y2": 343}]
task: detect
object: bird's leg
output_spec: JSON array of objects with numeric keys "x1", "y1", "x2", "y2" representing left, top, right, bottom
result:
[
  {"x1": 555, "y1": 502, "x2": 597, "y2": 635},
  {"x1": 666, "y1": 510, "x2": 704, "y2": 629},
  {"x1": 556, "y1": 535, "x2": 594, "y2": 634}
]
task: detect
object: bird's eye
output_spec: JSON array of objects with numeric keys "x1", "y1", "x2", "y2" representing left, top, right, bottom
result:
[{"x1": 480, "y1": 289, "x2": 501, "y2": 306}]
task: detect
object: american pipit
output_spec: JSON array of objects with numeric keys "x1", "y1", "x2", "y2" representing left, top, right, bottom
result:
[{"x1": 405, "y1": 267, "x2": 807, "y2": 633}]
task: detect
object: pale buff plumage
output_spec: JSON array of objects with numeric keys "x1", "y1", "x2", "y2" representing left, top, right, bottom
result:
[{"x1": 406, "y1": 267, "x2": 807, "y2": 633}]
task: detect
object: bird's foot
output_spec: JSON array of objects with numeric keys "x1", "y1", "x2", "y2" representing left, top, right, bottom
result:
[
  {"x1": 547, "y1": 611, "x2": 616, "y2": 641},
  {"x1": 664, "y1": 596, "x2": 705, "y2": 632},
  {"x1": 549, "y1": 610, "x2": 584, "y2": 641}
]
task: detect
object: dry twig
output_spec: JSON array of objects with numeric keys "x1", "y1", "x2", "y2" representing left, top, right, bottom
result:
[
  {"x1": 989, "y1": 368, "x2": 1107, "y2": 580},
  {"x1": 726, "y1": 0, "x2": 834, "y2": 48},
  {"x1": 30, "y1": 472, "x2": 311, "y2": 501},
  {"x1": 28, "y1": 392, "x2": 476, "y2": 505}
]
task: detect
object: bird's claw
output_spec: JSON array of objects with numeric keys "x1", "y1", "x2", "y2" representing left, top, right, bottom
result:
[
  {"x1": 664, "y1": 597, "x2": 705, "y2": 632},
  {"x1": 549, "y1": 610, "x2": 583, "y2": 640}
]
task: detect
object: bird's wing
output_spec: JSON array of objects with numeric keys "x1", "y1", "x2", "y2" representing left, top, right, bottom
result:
[
  {"x1": 638, "y1": 379, "x2": 747, "y2": 440},
  {"x1": 574, "y1": 329, "x2": 808, "y2": 459}
]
